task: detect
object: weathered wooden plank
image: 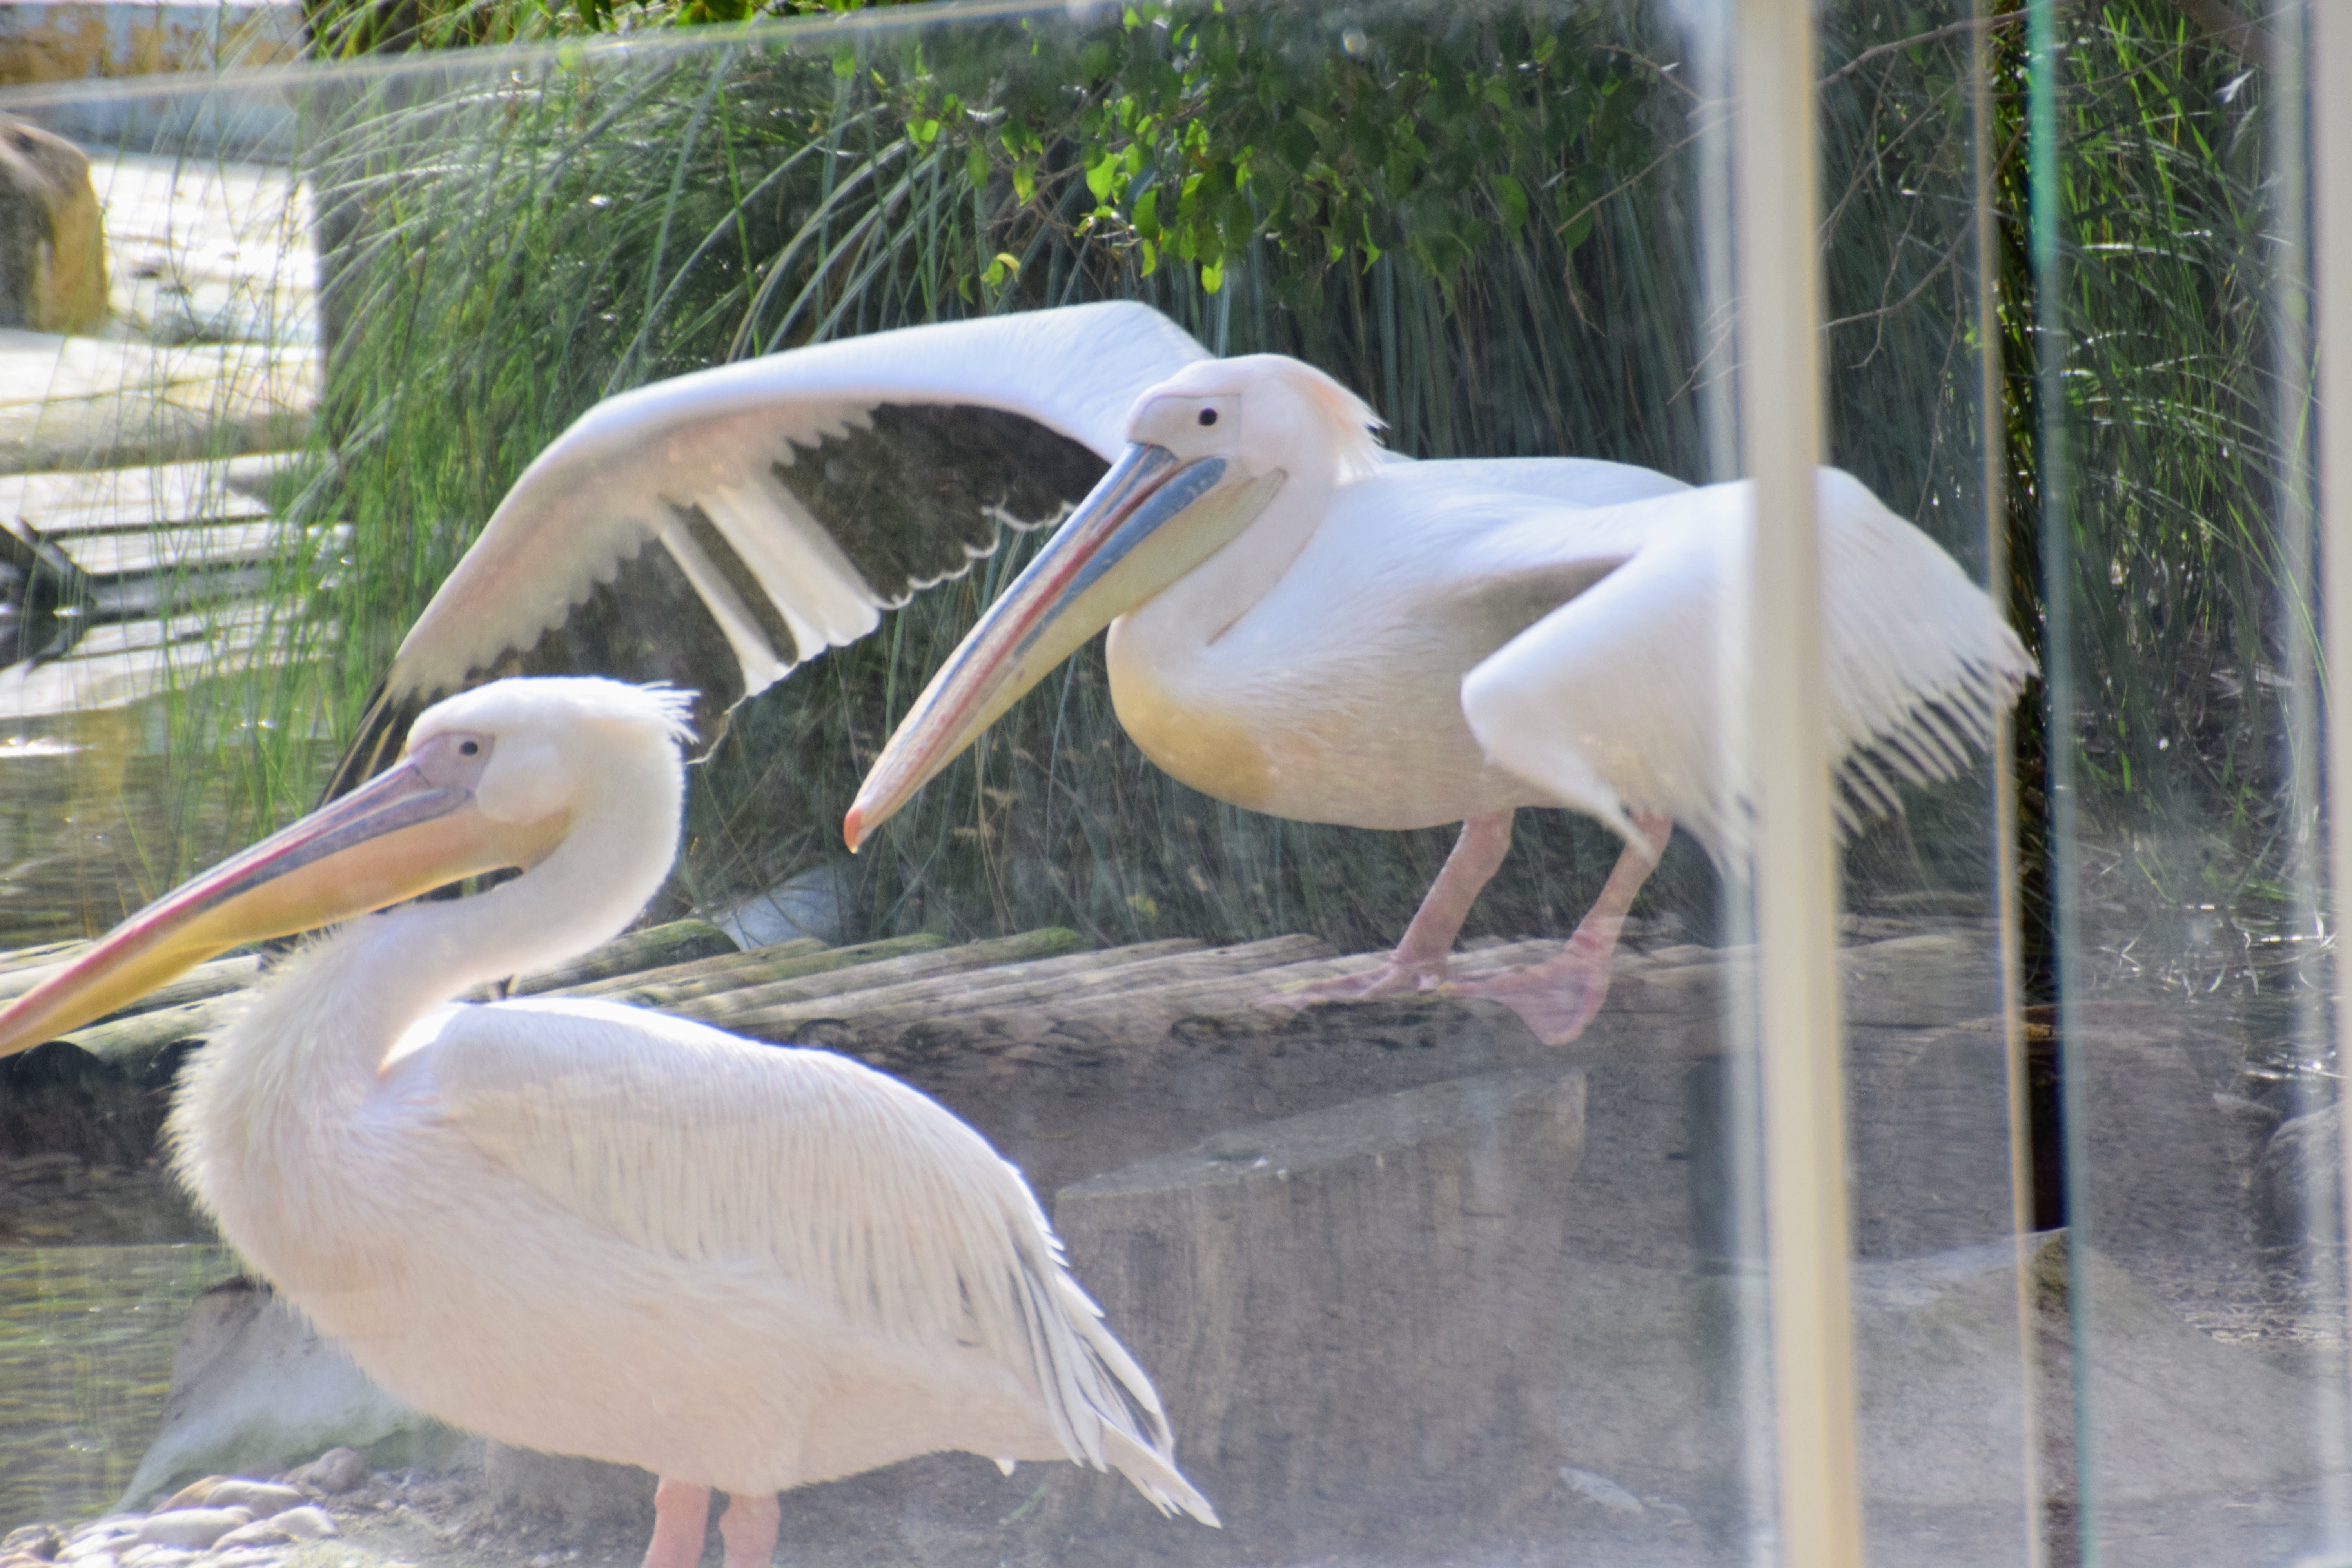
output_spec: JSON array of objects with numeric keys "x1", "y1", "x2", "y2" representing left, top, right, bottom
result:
[
  {"x1": 0, "y1": 453, "x2": 292, "y2": 532},
  {"x1": 0, "y1": 608, "x2": 293, "y2": 719},
  {"x1": 55, "y1": 520, "x2": 290, "y2": 577},
  {"x1": 715, "y1": 934, "x2": 1189, "y2": 1038},
  {"x1": 563, "y1": 934, "x2": 934, "y2": 1007},
  {"x1": 691, "y1": 928, "x2": 1107, "y2": 1034}
]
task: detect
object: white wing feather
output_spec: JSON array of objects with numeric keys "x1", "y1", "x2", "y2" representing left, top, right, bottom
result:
[
  {"x1": 423, "y1": 994, "x2": 1216, "y2": 1524},
  {"x1": 1459, "y1": 467, "x2": 2032, "y2": 861},
  {"x1": 386, "y1": 302, "x2": 1210, "y2": 708}
]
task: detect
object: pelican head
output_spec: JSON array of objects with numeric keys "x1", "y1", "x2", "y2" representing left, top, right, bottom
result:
[
  {"x1": 0, "y1": 677, "x2": 695, "y2": 1057},
  {"x1": 844, "y1": 356, "x2": 1383, "y2": 848}
]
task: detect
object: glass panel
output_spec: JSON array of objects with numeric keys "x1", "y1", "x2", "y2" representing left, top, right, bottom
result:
[
  {"x1": 2036, "y1": 2, "x2": 2352, "y2": 1562},
  {"x1": 0, "y1": 4, "x2": 2033, "y2": 1563}
]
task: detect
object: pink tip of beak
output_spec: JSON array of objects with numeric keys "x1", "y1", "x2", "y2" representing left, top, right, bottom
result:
[{"x1": 842, "y1": 807, "x2": 866, "y2": 853}]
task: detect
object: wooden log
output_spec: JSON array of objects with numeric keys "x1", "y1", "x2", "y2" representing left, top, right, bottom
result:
[
  {"x1": 485, "y1": 918, "x2": 738, "y2": 999},
  {"x1": 838, "y1": 935, "x2": 1333, "y2": 1033},
  {"x1": 65, "y1": 992, "x2": 255, "y2": 1069},
  {"x1": 554, "y1": 935, "x2": 832, "y2": 1001},
  {"x1": 1053, "y1": 1067, "x2": 1587, "y2": 1539},
  {"x1": 0, "y1": 939, "x2": 77, "y2": 975},
  {"x1": 716, "y1": 933, "x2": 1174, "y2": 1038},
  {"x1": 570, "y1": 933, "x2": 944, "y2": 1008},
  {"x1": 0, "y1": 949, "x2": 262, "y2": 1013}
]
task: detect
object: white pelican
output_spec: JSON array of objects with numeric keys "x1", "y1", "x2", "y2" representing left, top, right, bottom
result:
[
  {"x1": 0, "y1": 677, "x2": 1216, "y2": 1568},
  {"x1": 338, "y1": 302, "x2": 2032, "y2": 1044}
]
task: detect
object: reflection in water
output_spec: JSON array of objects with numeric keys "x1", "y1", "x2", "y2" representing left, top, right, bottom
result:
[{"x1": 0, "y1": 1245, "x2": 236, "y2": 1524}]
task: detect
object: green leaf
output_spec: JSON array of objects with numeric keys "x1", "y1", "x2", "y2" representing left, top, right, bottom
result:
[
  {"x1": 1085, "y1": 154, "x2": 1119, "y2": 203},
  {"x1": 908, "y1": 118, "x2": 941, "y2": 147},
  {"x1": 966, "y1": 143, "x2": 991, "y2": 188},
  {"x1": 1273, "y1": 118, "x2": 1317, "y2": 176},
  {"x1": 1492, "y1": 172, "x2": 1528, "y2": 233},
  {"x1": 831, "y1": 44, "x2": 856, "y2": 80},
  {"x1": 982, "y1": 252, "x2": 1021, "y2": 286},
  {"x1": 1201, "y1": 259, "x2": 1224, "y2": 293}
]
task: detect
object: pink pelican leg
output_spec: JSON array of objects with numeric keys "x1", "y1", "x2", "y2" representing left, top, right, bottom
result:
[
  {"x1": 641, "y1": 1480, "x2": 782, "y2": 1568},
  {"x1": 1451, "y1": 811, "x2": 1673, "y2": 1044},
  {"x1": 1271, "y1": 809, "x2": 1518, "y2": 999},
  {"x1": 641, "y1": 1478, "x2": 709, "y2": 1568},
  {"x1": 1261, "y1": 809, "x2": 1674, "y2": 1047},
  {"x1": 719, "y1": 1492, "x2": 781, "y2": 1568}
]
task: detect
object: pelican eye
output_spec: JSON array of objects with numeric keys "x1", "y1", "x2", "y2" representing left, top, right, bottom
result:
[
  {"x1": 1198, "y1": 408, "x2": 1218, "y2": 427},
  {"x1": 459, "y1": 740, "x2": 480, "y2": 757}
]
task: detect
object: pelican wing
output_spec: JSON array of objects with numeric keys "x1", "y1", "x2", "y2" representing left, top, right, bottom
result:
[
  {"x1": 1455, "y1": 467, "x2": 2033, "y2": 862},
  {"x1": 423, "y1": 995, "x2": 1215, "y2": 1523},
  {"x1": 336, "y1": 303, "x2": 1210, "y2": 787}
]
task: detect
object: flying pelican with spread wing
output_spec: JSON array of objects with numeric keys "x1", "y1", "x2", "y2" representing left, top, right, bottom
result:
[{"x1": 337, "y1": 302, "x2": 2031, "y2": 1043}]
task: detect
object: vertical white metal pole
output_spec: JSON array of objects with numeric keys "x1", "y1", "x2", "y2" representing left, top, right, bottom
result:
[
  {"x1": 2319, "y1": 0, "x2": 2352, "y2": 1422},
  {"x1": 1731, "y1": 0, "x2": 1864, "y2": 1563}
]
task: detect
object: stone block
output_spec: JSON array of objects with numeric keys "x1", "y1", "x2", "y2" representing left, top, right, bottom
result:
[{"x1": 1053, "y1": 1067, "x2": 1588, "y2": 1542}]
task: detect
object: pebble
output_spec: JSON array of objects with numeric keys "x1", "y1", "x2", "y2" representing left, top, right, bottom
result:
[
  {"x1": 283, "y1": 1449, "x2": 367, "y2": 1496},
  {"x1": 116, "y1": 1548, "x2": 194, "y2": 1568},
  {"x1": 192, "y1": 1486, "x2": 300, "y2": 1520},
  {"x1": 203, "y1": 1524, "x2": 285, "y2": 1553},
  {"x1": 149, "y1": 1483, "x2": 221, "y2": 1518},
  {"x1": 7, "y1": 1452, "x2": 361, "y2": 1568},
  {"x1": 57, "y1": 1523, "x2": 141, "y2": 1563},
  {"x1": 1, "y1": 1524, "x2": 61, "y2": 1558},
  {"x1": 130, "y1": 1511, "x2": 250, "y2": 1551},
  {"x1": 261, "y1": 1510, "x2": 333, "y2": 1543}
]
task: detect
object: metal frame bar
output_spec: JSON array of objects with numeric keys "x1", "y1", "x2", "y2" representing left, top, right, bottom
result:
[
  {"x1": 1731, "y1": 1, "x2": 1864, "y2": 1561},
  {"x1": 2321, "y1": 0, "x2": 2352, "y2": 1434}
]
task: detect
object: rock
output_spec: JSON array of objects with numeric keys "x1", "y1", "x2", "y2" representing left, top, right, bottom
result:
[
  {"x1": 709, "y1": 863, "x2": 853, "y2": 949},
  {"x1": 193, "y1": 1481, "x2": 302, "y2": 1516},
  {"x1": 283, "y1": 1446, "x2": 367, "y2": 1495},
  {"x1": 2254, "y1": 1101, "x2": 2338, "y2": 1251},
  {"x1": 58, "y1": 1518, "x2": 140, "y2": 1555},
  {"x1": 0, "y1": 1525, "x2": 60, "y2": 1558},
  {"x1": 118, "y1": 1279, "x2": 438, "y2": 1505},
  {"x1": 149, "y1": 1478, "x2": 225, "y2": 1513},
  {"x1": 129, "y1": 1510, "x2": 248, "y2": 1550},
  {"x1": 2065, "y1": 1002, "x2": 2245, "y2": 1266},
  {"x1": 202, "y1": 1523, "x2": 286, "y2": 1552},
  {"x1": 0, "y1": 115, "x2": 105, "y2": 335},
  {"x1": 260, "y1": 1507, "x2": 333, "y2": 1541},
  {"x1": 1053, "y1": 1067, "x2": 1588, "y2": 1543}
]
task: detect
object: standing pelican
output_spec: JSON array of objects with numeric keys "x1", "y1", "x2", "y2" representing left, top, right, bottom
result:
[
  {"x1": 333, "y1": 303, "x2": 2031, "y2": 1044},
  {"x1": 0, "y1": 678, "x2": 1215, "y2": 1568}
]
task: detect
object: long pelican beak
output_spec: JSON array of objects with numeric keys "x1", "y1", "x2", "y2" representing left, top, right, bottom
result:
[
  {"x1": 844, "y1": 441, "x2": 1283, "y2": 848},
  {"x1": 0, "y1": 744, "x2": 563, "y2": 1057}
]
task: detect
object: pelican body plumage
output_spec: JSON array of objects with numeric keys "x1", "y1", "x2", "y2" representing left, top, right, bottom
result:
[{"x1": 0, "y1": 677, "x2": 1216, "y2": 1568}]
